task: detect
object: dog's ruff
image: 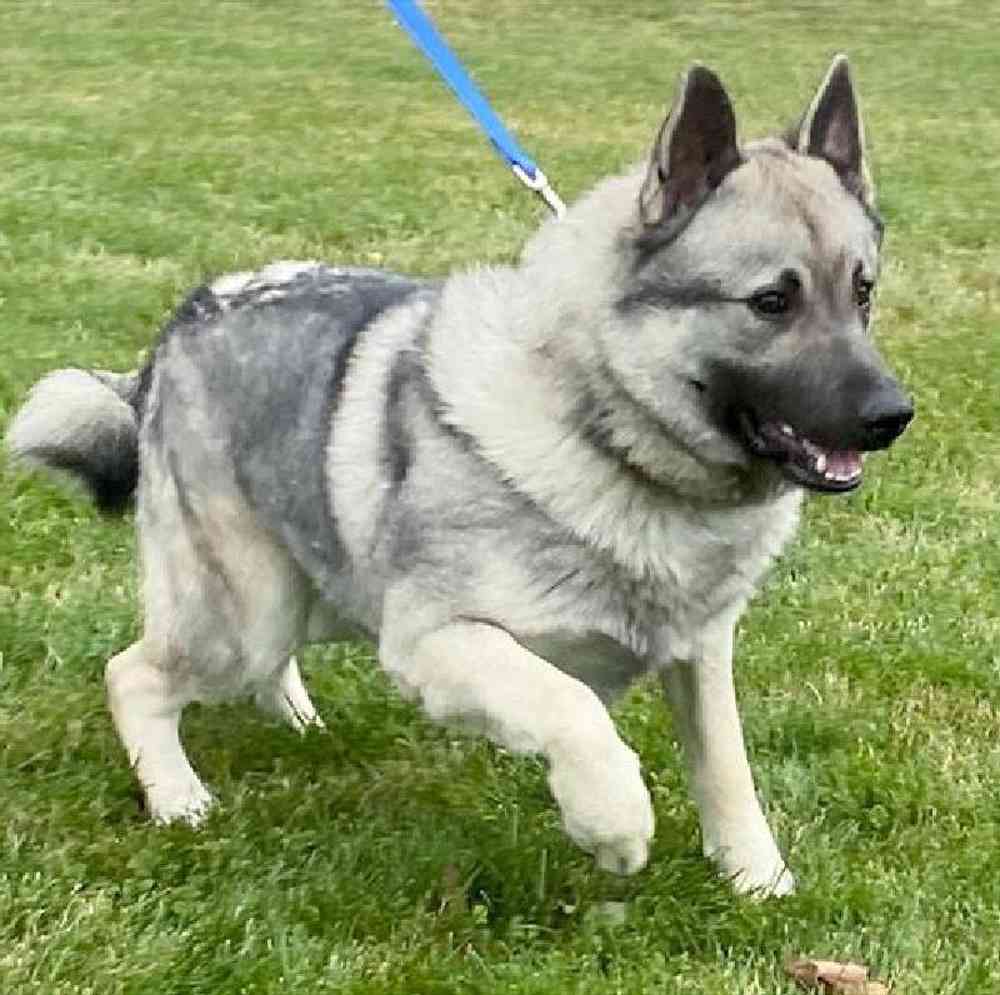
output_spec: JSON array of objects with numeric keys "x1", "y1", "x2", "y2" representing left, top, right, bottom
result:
[{"x1": 7, "y1": 57, "x2": 912, "y2": 897}]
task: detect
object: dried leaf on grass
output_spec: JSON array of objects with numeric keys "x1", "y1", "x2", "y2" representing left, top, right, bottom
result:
[{"x1": 785, "y1": 958, "x2": 890, "y2": 994}]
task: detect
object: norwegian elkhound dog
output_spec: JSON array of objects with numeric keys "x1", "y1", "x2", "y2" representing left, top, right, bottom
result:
[{"x1": 8, "y1": 55, "x2": 911, "y2": 895}]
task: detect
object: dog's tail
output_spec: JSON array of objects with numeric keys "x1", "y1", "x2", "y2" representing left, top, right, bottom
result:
[{"x1": 6, "y1": 367, "x2": 147, "y2": 513}]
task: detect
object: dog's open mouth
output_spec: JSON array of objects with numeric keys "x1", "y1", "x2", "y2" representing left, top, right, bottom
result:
[{"x1": 739, "y1": 413, "x2": 863, "y2": 493}]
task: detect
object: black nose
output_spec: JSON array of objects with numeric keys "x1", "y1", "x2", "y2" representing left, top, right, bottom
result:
[{"x1": 860, "y1": 384, "x2": 914, "y2": 450}]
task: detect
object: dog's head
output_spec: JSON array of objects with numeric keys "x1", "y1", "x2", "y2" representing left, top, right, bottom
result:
[{"x1": 610, "y1": 56, "x2": 912, "y2": 494}]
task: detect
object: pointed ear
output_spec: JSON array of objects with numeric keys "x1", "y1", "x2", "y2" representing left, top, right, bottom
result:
[
  {"x1": 638, "y1": 66, "x2": 742, "y2": 232},
  {"x1": 794, "y1": 54, "x2": 874, "y2": 206}
]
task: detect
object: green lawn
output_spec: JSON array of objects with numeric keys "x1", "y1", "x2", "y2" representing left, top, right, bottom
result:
[{"x1": 2, "y1": 2, "x2": 999, "y2": 992}]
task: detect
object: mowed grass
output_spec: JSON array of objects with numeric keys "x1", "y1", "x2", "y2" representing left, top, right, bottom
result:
[{"x1": 1, "y1": 1, "x2": 999, "y2": 992}]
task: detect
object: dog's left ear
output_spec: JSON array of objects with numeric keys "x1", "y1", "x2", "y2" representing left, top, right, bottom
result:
[
  {"x1": 793, "y1": 54, "x2": 874, "y2": 206},
  {"x1": 638, "y1": 66, "x2": 742, "y2": 232}
]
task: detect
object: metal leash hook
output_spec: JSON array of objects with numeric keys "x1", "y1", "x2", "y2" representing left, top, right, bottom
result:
[
  {"x1": 385, "y1": 0, "x2": 566, "y2": 219},
  {"x1": 511, "y1": 164, "x2": 567, "y2": 219}
]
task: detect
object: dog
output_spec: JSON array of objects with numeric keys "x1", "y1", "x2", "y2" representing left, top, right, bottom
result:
[{"x1": 7, "y1": 55, "x2": 912, "y2": 896}]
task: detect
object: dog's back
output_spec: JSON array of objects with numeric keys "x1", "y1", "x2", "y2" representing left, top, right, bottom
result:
[{"x1": 150, "y1": 264, "x2": 429, "y2": 596}]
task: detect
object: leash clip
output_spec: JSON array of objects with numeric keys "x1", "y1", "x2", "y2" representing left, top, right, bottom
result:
[{"x1": 511, "y1": 164, "x2": 566, "y2": 219}]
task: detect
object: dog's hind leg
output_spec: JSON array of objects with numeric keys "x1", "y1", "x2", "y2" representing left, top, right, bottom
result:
[
  {"x1": 106, "y1": 641, "x2": 212, "y2": 824},
  {"x1": 110, "y1": 428, "x2": 314, "y2": 823},
  {"x1": 254, "y1": 655, "x2": 325, "y2": 732}
]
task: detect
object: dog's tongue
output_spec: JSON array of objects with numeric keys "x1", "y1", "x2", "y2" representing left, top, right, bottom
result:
[{"x1": 823, "y1": 450, "x2": 862, "y2": 480}]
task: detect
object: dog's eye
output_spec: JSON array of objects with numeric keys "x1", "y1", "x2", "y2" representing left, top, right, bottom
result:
[
  {"x1": 855, "y1": 279, "x2": 874, "y2": 310},
  {"x1": 748, "y1": 290, "x2": 790, "y2": 318},
  {"x1": 746, "y1": 270, "x2": 799, "y2": 319}
]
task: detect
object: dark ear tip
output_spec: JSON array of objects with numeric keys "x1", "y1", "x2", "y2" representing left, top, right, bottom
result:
[
  {"x1": 684, "y1": 64, "x2": 726, "y2": 93},
  {"x1": 827, "y1": 53, "x2": 852, "y2": 81}
]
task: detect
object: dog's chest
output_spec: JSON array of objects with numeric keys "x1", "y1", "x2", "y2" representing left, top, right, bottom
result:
[{"x1": 507, "y1": 493, "x2": 802, "y2": 699}]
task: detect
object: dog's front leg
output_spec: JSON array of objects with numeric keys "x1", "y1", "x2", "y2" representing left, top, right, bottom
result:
[
  {"x1": 660, "y1": 616, "x2": 794, "y2": 896},
  {"x1": 381, "y1": 618, "x2": 654, "y2": 874}
]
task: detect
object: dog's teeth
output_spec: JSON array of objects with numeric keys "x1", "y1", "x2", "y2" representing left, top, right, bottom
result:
[
  {"x1": 780, "y1": 423, "x2": 795, "y2": 436},
  {"x1": 815, "y1": 454, "x2": 827, "y2": 474}
]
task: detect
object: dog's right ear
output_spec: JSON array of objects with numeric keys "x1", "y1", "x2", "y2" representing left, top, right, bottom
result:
[{"x1": 638, "y1": 66, "x2": 742, "y2": 232}]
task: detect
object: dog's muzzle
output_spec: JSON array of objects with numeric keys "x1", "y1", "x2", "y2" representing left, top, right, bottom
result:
[{"x1": 739, "y1": 381, "x2": 913, "y2": 494}]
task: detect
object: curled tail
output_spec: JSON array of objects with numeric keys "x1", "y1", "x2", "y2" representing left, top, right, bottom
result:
[{"x1": 6, "y1": 367, "x2": 146, "y2": 513}]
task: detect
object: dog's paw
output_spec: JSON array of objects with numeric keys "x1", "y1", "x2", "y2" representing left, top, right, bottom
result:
[
  {"x1": 145, "y1": 778, "x2": 214, "y2": 827},
  {"x1": 710, "y1": 839, "x2": 795, "y2": 898},
  {"x1": 548, "y1": 740, "x2": 654, "y2": 875}
]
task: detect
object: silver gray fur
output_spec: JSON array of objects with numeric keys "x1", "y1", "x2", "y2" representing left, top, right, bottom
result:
[{"x1": 7, "y1": 57, "x2": 912, "y2": 895}]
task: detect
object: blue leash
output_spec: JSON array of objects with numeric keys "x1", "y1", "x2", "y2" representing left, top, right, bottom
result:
[{"x1": 383, "y1": 0, "x2": 565, "y2": 217}]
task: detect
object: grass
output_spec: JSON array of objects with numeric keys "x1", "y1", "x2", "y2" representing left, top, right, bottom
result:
[{"x1": 2, "y1": 1, "x2": 999, "y2": 991}]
